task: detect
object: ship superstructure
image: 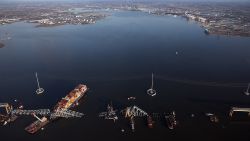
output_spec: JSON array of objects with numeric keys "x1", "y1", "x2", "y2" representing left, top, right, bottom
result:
[{"x1": 53, "y1": 84, "x2": 88, "y2": 112}]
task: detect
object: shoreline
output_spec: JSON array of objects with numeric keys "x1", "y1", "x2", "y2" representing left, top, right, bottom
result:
[
  {"x1": 0, "y1": 1, "x2": 249, "y2": 38},
  {"x1": 146, "y1": 12, "x2": 250, "y2": 38}
]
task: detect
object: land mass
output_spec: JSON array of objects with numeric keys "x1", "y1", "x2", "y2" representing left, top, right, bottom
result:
[
  {"x1": 120, "y1": 2, "x2": 250, "y2": 37},
  {"x1": 0, "y1": 3, "x2": 107, "y2": 27},
  {"x1": 0, "y1": 1, "x2": 249, "y2": 37}
]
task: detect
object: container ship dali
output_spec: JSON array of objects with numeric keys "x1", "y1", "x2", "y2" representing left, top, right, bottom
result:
[{"x1": 25, "y1": 84, "x2": 88, "y2": 134}]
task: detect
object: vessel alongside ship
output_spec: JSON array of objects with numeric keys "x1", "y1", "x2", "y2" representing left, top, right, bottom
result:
[
  {"x1": 147, "y1": 116, "x2": 154, "y2": 128},
  {"x1": 165, "y1": 111, "x2": 177, "y2": 130},
  {"x1": 25, "y1": 84, "x2": 88, "y2": 134},
  {"x1": 25, "y1": 117, "x2": 49, "y2": 134}
]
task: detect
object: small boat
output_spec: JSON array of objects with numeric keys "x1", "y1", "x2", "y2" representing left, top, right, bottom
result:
[
  {"x1": 204, "y1": 29, "x2": 210, "y2": 35},
  {"x1": 127, "y1": 97, "x2": 136, "y2": 100}
]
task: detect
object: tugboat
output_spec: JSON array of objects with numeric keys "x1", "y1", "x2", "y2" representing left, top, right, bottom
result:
[
  {"x1": 165, "y1": 111, "x2": 177, "y2": 130},
  {"x1": 147, "y1": 116, "x2": 154, "y2": 128}
]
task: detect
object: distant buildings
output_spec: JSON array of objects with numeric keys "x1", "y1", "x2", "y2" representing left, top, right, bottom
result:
[{"x1": 185, "y1": 12, "x2": 208, "y2": 24}]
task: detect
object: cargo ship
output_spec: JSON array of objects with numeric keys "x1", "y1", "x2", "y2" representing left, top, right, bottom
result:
[{"x1": 25, "y1": 84, "x2": 88, "y2": 134}]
